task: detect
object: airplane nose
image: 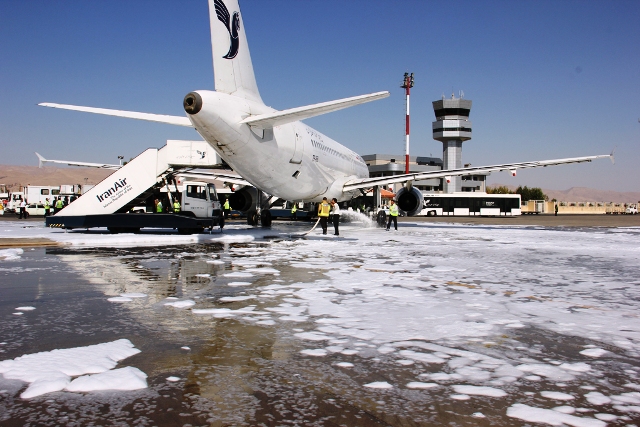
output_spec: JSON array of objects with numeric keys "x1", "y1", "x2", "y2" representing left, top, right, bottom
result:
[{"x1": 183, "y1": 92, "x2": 203, "y2": 115}]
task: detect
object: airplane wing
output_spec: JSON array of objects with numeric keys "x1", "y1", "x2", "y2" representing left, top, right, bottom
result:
[
  {"x1": 175, "y1": 171, "x2": 251, "y2": 187},
  {"x1": 240, "y1": 91, "x2": 390, "y2": 129},
  {"x1": 35, "y1": 152, "x2": 121, "y2": 169},
  {"x1": 38, "y1": 103, "x2": 193, "y2": 127},
  {"x1": 343, "y1": 153, "x2": 613, "y2": 192},
  {"x1": 35, "y1": 152, "x2": 250, "y2": 185}
]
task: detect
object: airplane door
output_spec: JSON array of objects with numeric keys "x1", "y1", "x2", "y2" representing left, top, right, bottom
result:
[{"x1": 290, "y1": 125, "x2": 303, "y2": 164}]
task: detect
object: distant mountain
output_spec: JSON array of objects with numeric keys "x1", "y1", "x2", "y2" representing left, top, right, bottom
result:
[
  {"x1": 0, "y1": 165, "x2": 113, "y2": 191},
  {"x1": 490, "y1": 183, "x2": 640, "y2": 203}
]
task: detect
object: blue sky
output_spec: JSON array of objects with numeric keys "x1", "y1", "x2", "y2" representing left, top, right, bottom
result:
[{"x1": 1, "y1": 0, "x2": 638, "y2": 192}]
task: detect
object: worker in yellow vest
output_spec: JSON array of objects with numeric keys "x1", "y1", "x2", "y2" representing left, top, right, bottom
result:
[
  {"x1": 155, "y1": 199, "x2": 163, "y2": 213},
  {"x1": 386, "y1": 199, "x2": 399, "y2": 231},
  {"x1": 291, "y1": 203, "x2": 297, "y2": 220},
  {"x1": 54, "y1": 198, "x2": 64, "y2": 214},
  {"x1": 44, "y1": 199, "x2": 50, "y2": 217},
  {"x1": 173, "y1": 200, "x2": 181, "y2": 213},
  {"x1": 223, "y1": 198, "x2": 231, "y2": 219},
  {"x1": 317, "y1": 197, "x2": 331, "y2": 235}
]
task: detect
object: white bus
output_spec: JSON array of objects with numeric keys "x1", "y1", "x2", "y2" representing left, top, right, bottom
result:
[{"x1": 419, "y1": 193, "x2": 522, "y2": 216}]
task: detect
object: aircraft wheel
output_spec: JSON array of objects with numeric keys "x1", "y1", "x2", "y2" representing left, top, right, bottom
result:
[
  {"x1": 260, "y1": 210, "x2": 272, "y2": 227},
  {"x1": 247, "y1": 211, "x2": 258, "y2": 226},
  {"x1": 218, "y1": 213, "x2": 225, "y2": 229},
  {"x1": 376, "y1": 211, "x2": 387, "y2": 227}
]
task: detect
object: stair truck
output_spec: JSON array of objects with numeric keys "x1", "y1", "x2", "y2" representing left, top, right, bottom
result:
[{"x1": 46, "y1": 140, "x2": 224, "y2": 234}]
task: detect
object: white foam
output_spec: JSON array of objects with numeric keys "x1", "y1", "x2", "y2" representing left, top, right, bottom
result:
[
  {"x1": 0, "y1": 248, "x2": 23, "y2": 261},
  {"x1": 15, "y1": 306, "x2": 35, "y2": 311},
  {"x1": 452, "y1": 385, "x2": 507, "y2": 397},
  {"x1": 541, "y1": 391, "x2": 575, "y2": 401},
  {"x1": 223, "y1": 272, "x2": 254, "y2": 278},
  {"x1": 584, "y1": 391, "x2": 611, "y2": 405},
  {"x1": 580, "y1": 348, "x2": 608, "y2": 358},
  {"x1": 166, "y1": 376, "x2": 181, "y2": 382},
  {"x1": 227, "y1": 282, "x2": 252, "y2": 287},
  {"x1": 108, "y1": 296, "x2": 133, "y2": 303},
  {"x1": 335, "y1": 362, "x2": 354, "y2": 368},
  {"x1": 164, "y1": 300, "x2": 195, "y2": 309},
  {"x1": 553, "y1": 406, "x2": 576, "y2": 414},
  {"x1": 300, "y1": 349, "x2": 327, "y2": 357},
  {"x1": 219, "y1": 296, "x2": 255, "y2": 302},
  {"x1": 507, "y1": 403, "x2": 606, "y2": 427},
  {"x1": 406, "y1": 382, "x2": 438, "y2": 389},
  {"x1": 364, "y1": 381, "x2": 393, "y2": 389},
  {"x1": 294, "y1": 332, "x2": 329, "y2": 341},
  {"x1": 0, "y1": 339, "x2": 143, "y2": 399},
  {"x1": 66, "y1": 367, "x2": 147, "y2": 392},
  {"x1": 450, "y1": 394, "x2": 470, "y2": 400}
]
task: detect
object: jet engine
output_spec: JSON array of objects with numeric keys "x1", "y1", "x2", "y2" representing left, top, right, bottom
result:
[
  {"x1": 395, "y1": 186, "x2": 424, "y2": 216},
  {"x1": 226, "y1": 186, "x2": 259, "y2": 213}
]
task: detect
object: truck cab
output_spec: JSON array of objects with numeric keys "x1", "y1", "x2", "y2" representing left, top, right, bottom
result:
[{"x1": 181, "y1": 182, "x2": 221, "y2": 218}]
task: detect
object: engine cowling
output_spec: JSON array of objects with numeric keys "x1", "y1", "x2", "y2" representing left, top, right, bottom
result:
[
  {"x1": 395, "y1": 186, "x2": 424, "y2": 216},
  {"x1": 227, "y1": 186, "x2": 258, "y2": 213}
]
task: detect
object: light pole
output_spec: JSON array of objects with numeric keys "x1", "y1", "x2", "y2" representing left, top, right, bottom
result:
[{"x1": 401, "y1": 73, "x2": 414, "y2": 174}]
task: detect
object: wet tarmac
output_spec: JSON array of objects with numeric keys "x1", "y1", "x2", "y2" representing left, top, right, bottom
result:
[{"x1": 1, "y1": 220, "x2": 639, "y2": 426}]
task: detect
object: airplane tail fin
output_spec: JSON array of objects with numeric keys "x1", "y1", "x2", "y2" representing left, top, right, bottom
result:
[{"x1": 208, "y1": 0, "x2": 262, "y2": 104}]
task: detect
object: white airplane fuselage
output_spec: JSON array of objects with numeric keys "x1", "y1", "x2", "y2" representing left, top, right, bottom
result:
[{"x1": 187, "y1": 90, "x2": 369, "y2": 202}]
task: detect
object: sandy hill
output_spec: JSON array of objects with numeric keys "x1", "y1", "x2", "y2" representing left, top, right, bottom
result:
[
  {"x1": 0, "y1": 165, "x2": 114, "y2": 191},
  {"x1": 490, "y1": 183, "x2": 640, "y2": 203}
]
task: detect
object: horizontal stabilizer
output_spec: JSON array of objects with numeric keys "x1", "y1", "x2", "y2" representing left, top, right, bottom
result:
[
  {"x1": 343, "y1": 154, "x2": 613, "y2": 192},
  {"x1": 240, "y1": 91, "x2": 390, "y2": 129},
  {"x1": 39, "y1": 103, "x2": 193, "y2": 127},
  {"x1": 34, "y1": 152, "x2": 121, "y2": 169}
]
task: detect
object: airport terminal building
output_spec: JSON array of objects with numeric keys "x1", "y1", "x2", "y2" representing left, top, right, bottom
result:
[
  {"x1": 361, "y1": 94, "x2": 522, "y2": 217},
  {"x1": 362, "y1": 94, "x2": 487, "y2": 194}
]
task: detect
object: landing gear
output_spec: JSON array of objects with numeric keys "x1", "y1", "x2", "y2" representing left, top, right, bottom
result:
[
  {"x1": 260, "y1": 209, "x2": 272, "y2": 227},
  {"x1": 247, "y1": 210, "x2": 259, "y2": 226},
  {"x1": 376, "y1": 210, "x2": 387, "y2": 227}
]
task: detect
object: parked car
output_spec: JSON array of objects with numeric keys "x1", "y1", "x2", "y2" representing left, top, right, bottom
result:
[{"x1": 25, "y1": 203, "x2": 48, "y2": 216}]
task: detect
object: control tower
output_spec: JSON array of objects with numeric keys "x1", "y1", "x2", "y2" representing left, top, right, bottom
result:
[{"x1": 432, "y1": 94, "x2": 472, "y2": 193}]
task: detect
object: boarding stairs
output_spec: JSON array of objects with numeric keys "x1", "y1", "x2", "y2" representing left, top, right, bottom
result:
[{"x1": 54, "y1": 140, "x2": 222, "y2": 217}]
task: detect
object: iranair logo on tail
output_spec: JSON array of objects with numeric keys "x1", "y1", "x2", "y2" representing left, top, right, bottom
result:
[{"x1": 214, "y1": 0, "x2": 240, "y2": 59}]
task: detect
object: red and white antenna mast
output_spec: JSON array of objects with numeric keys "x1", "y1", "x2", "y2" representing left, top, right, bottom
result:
[{"x1": 401, "y1": 72, "x2": 414, "y2": 174}]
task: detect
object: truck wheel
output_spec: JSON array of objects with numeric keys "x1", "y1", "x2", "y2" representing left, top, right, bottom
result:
[{"x1": 261, "y1": 210, "x2": 272, "y2": 227}]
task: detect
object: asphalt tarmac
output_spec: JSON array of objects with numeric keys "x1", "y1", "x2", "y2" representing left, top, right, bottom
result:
[
  {"x1": 405, "y1": 213, "x2": 640, "y2": 228},
  {"x1": 2, "y1": 212, "x2": 638, "y2": 228}
]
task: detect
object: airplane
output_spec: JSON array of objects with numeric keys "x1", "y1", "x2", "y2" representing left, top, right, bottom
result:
[{"x1": 39, "y1": 0, "x2": 612, "y2": 223}]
